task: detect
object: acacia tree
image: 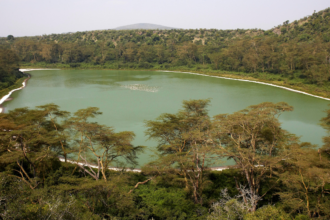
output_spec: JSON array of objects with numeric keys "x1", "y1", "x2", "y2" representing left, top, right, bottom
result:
[
  {"x1": 213, "y1": 102, "x2": 297, "y2": 211},
  {"x1": 275, "y1": 106, "x2": 330, "y2": 218},
  {"x1": 0, "y1": 105, "x2": 141, "y2": 219},
  {"x1": 145, "y1": 99, "x2": 215, "y2": 204},
  {"x1": 36, "y1": 103, "x2": 71, "y2": 162},
  {"x1": 209, "y1": 53, "x2": 222, "y2": 70},
  {"x1": 321, "y1": 106, "x2": 330, "y2": 158},
  {"x1": 0, "y1": 107, "x2": 65, "y2": 189},
  {"x1": 278, "y1": 144, "x2": 330, "y2": 218},
  {"x1": 69, "y1": 107, "x2": 143, "y2": 181},
  {"x1": 0, "y1": 48, "x2": 20, "y2": 72}
]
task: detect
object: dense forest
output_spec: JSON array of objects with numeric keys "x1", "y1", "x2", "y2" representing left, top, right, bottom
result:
[
  {"x1": 0, "y1": 100, "x2": 330, "y2": 219},
  {"x1": 1, "y1": 7, "x2": 330, "y2": 220},
  {"x1": 1, "y1": 8, "x2": 330, "y2": 96},
  {"x1": 0, "y1": 48, "x2": 24, "y2": 91}
]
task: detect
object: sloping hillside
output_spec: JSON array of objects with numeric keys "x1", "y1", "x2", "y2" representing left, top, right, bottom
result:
[
  {"x1": 269, "y1": 9, "x2": 330, "y2": 42},
  {"x1": 0, "y1": 8, "x2": 329, "y2": 45},
  {"x1": 0, "y1": 28, "x2": 264, "y2": 46},
  {"x1": 0, "y1": 8, "x2": 330, "y2": 96}
]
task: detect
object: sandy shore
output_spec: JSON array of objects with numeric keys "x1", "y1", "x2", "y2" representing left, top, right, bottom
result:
[
  {"x1": 58, "y1": 157, "x2": 143, "y2": 172},
  {"x1": 2, "y1": 69, "x2": 328, "y2": 113},
  {"x1": 0, "y1": 73, "x2": 30, "y2": 113},
  {"x1": 159, "y1": 70, "x2": 330, "y2": 102},
  {"x1": 58, "y1": 157, "x2": 230, "y2": 173},
  {"x1": 19, "y1": 68, "x2": 60, "y2": 72},
  {"x1": 0, "y1": 69, "x2": 59, "y2": 113}
]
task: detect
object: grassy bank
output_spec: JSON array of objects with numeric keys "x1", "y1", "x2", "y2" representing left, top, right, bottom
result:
[
  {"x1": 0, "y1": 76, "x2": 28, "y2": 100},
  {"x1": 20, "y1": 62, "x2": 330, "y2": 99}
]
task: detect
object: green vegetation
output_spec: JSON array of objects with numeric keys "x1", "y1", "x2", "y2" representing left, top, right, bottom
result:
[
  {"x1": 1, "y1": 8, "x2": 330, "y2": 97},
  {"x1": 1, "y1": 100, "x2": 330, "y2": 219},
  {"x1": 0, "y1": 76, "x2": 27, "y2": 101},
  {"x1": 0, "y1": 48, "x2": 25, "y2": 93},
  {"x1": 1, "y1": 7, "x2": 330, "y2": 220}
]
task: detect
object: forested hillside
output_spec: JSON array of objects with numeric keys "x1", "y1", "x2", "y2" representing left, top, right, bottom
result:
[{"x1": 1, "y1": 8, "x2": 329, "y2": 95}]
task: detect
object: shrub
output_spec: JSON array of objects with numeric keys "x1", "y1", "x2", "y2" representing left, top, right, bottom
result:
[
  {"x1": 69, "y1": 63, "x2": 81, "y2": 68},
  {"x1": 244, "y1": 205, "x2": 291, "y2": 220}
]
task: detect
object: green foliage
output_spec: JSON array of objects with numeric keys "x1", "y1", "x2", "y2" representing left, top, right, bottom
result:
[
  {"x1": 69, "y1": 63, "x2": 81, "y2": 68},
  {"x1": 294, "y1": 214, "x2": 310, "y2": 220},
  {"x1": 208, "y1": 198, "x2": 291, "y2": 220},
  {"x1": 1, "y1": 10, "x2": 330, "y2": 214},
  {"x1": 208, "y1": 198, "x2": 248, "y2": 220},
  {"x1": 0, "y1": 48, "x2": 24, "y2": 90},
  {"x1": 6, "y1": 35, "x2": 14, "y2": 41},
  {"x1": 144, "y1": 99, "x2": 214, "y2": 204},
  {"x1": 0, "y1": 76, "x2": 27, "y2": 99},
  {"x1": 3, "y1": 12, "x2": 330, "y2": 94},
  {"x1": 213, "y1": 102, "x2": 297, "y2": 211},
  {"x1": 204, "y1": 169, "x2": 241, "y2": 202},
  {"x1": 0, "y1": 98, "x2": 330, "y2": 219},
  {"x1": 244, "y1": 205, "x2": 291, "y2": 220},
  {"x1": 135, "y1": 184, "x2": 198, "y2": 219},
  {"x1": 2, "y1": 8, "x2": 330, "y2": 96}
]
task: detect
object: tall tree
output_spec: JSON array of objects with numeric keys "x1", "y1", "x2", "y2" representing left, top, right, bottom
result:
[
  {"x1": 69, "y1": 107, "x2": 143, "y2": 181},
  {"x1": 278, "y1": 143, "x2": 330, "y2": 218},
  {"x1": 213, "y1": 102, "x2": 297, "y2": 211},
  {"x1": 0, "y1": 107, "x2": 64, "y2": 188},
  {"x1": 145, "y1": 99, "x2": 214, "y2": 204}
]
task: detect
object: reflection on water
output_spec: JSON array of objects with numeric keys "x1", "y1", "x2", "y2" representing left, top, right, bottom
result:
[
  {"x1": 3, "y1": 70, "x2": 329, "y2": 167},
  {"x1": 63, "y1": 72, "x2": 152, "y2": 88}
]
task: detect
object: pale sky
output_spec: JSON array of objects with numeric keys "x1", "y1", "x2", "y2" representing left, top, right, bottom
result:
[{"x1": 0, "y1": 0, "x2": 329, "y2": 37}]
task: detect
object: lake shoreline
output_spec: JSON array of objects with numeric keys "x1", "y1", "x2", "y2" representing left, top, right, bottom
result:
[
  {"x1": 2, "y1": 68, "x2": 327, "y2": 170},
  {"x1": 158, "y1": 70, "x2": 330, "y2": 101},
  {"x1": 0, "y1": 69, "x2": 61, "y2": 113},
  {"x1": 2, "y1": 67, "x2": 329, "y2": 113},
  {"x1": 19, "y1": 66, "x2": 330, "y2": 100},
  {"x1": 0, "y1": 72, "x2": 31, "y2": 113},
  {"x1": 59, "y1": 157, "x2": 230, "y2": 172}
]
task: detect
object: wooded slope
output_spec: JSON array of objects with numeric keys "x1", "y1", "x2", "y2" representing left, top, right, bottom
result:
[{"x1": 0, "y1": 8, "x2": 329, "y2": 94}]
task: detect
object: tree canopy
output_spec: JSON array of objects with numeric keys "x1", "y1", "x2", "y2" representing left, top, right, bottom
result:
[{"x1": 0, "y1": 100, "x2": 330, "y2": 219}]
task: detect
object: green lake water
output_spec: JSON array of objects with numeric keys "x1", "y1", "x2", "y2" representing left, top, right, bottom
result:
[{"x1": 3, "y1": 70, "x2": 329, "y2": 167}]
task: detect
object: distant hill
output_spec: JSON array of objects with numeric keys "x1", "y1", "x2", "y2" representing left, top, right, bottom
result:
[
  {"x1": 114, "y1": 23, "x2": 177, "y2": 30},
  {"x1": 2, "y1": 8, "x2": 330, "y2": 95}
]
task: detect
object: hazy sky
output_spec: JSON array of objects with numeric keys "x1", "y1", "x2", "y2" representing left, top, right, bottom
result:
[{"x1": 1, "y1": 0, "x2": 329, "y2": 37}]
